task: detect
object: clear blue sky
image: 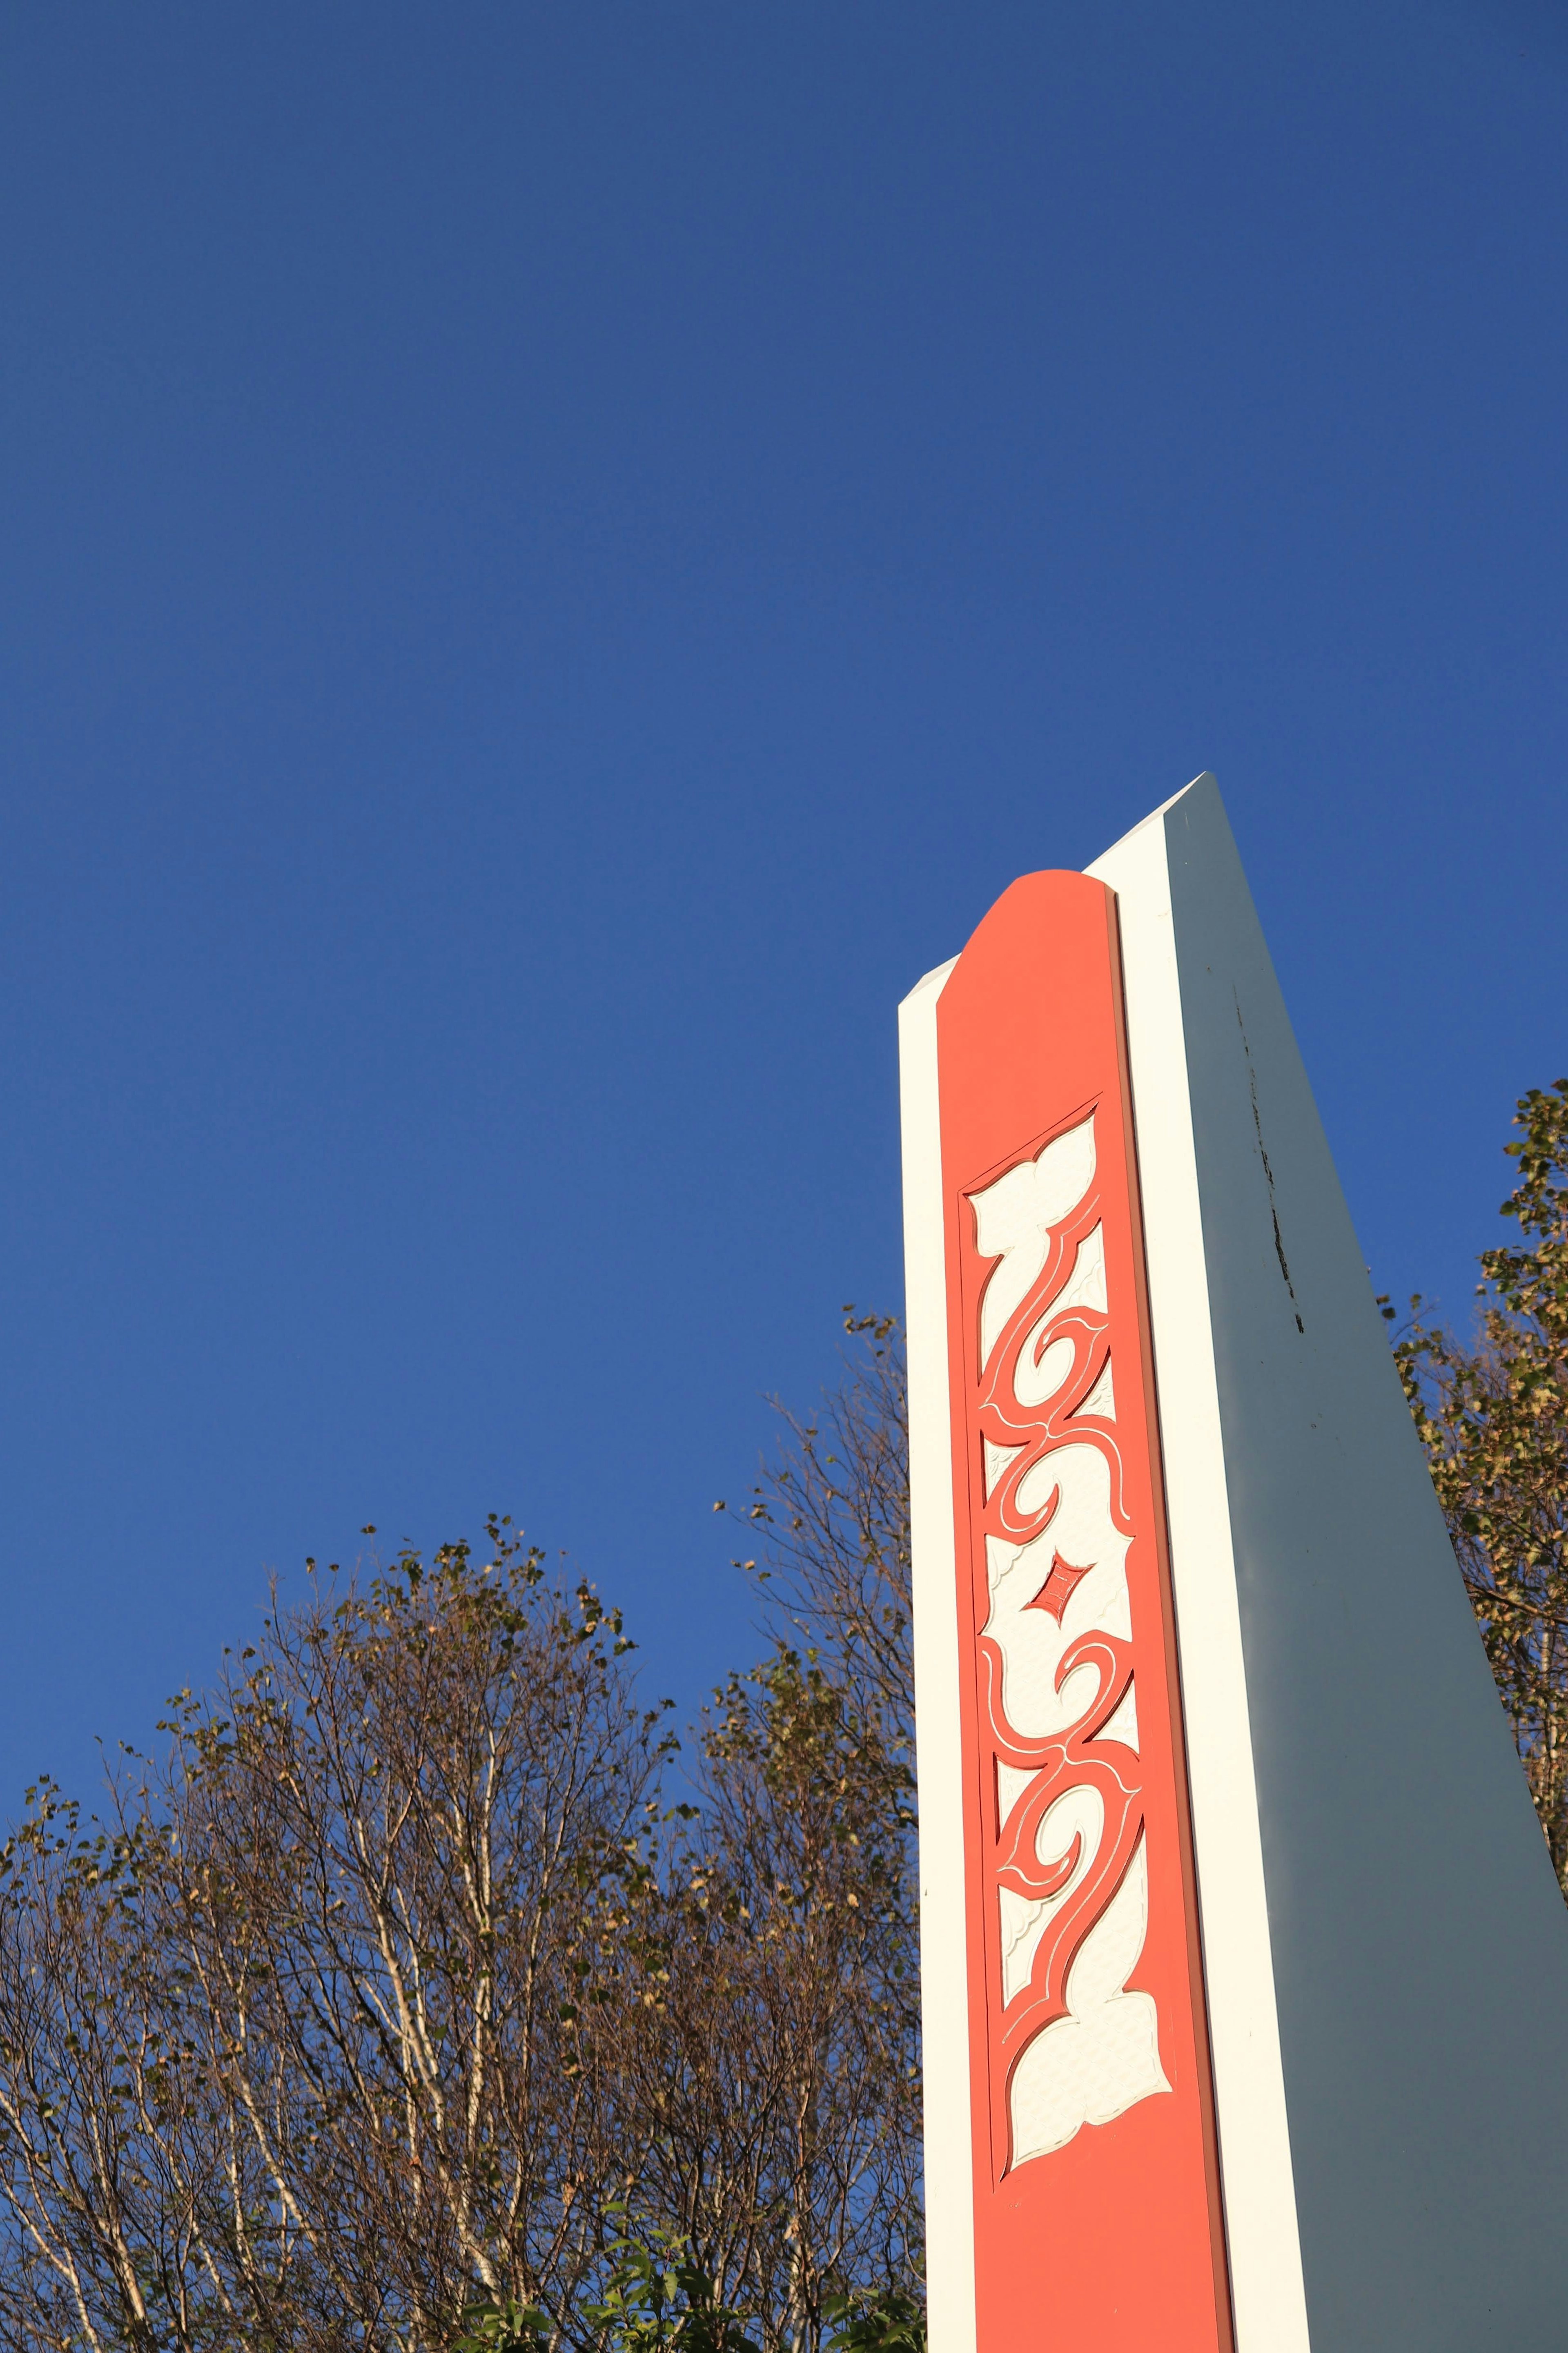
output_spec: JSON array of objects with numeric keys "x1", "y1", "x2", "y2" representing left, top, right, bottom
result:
[{"x1": 1, "y1": 0, "x2": 1564, "y2": 1807}]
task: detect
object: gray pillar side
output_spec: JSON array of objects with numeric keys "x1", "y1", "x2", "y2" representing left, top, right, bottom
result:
[{"x1": 1164, "y1": 776, "x2": 1568, "y2": 2351}]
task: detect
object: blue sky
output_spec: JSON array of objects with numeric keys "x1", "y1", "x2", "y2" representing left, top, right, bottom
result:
[{"x1": 0, "y1": 0, "x2": 1564, "y2": 1807}]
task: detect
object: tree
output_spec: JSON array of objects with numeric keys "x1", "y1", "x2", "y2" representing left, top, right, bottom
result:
[
  {"x1": 720, "y1": 1312, "x2": 913, "y2": 1775},
  {"x1": 1387, "y1": 1078, "x2": 1568, "y2": 1889},
  {"x1": 624, "y1": 1312, "x2": 920, "y2": 2353},
  {"x1": 0, "y1": 1314, "x2": 925, "y2": 2353},
  {"x1": 0, "y1": 1526, "x2": 673, "y2": 2351}
]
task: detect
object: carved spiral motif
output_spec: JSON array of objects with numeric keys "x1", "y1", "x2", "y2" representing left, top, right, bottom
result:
[{"x1": 966, "y1": 1107, "x2": 1166, "y2": 2169}]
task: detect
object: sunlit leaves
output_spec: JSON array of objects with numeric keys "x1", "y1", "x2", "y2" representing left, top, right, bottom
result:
[{"x1": 1389, "y1": 1077, "x2": 1568, "y2": 1889}]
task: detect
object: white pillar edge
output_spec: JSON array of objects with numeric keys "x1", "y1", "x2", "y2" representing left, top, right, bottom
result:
[
  {"x1": 1088, "y1": 796, "x2": 1313, "y2": 2353},
  {"x1": 897, "y1": 954, "x2": 976, "y2": 2353}
]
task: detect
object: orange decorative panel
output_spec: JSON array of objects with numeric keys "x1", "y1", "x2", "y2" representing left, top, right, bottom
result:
[{"x1": 934, "y1": 870, "x2": 1232, "y2": 2352}]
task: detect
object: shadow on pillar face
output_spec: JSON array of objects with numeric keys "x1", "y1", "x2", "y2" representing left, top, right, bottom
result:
[{"x1": 1165, "y1": 776, "x2": 1568, "y2": 2353}]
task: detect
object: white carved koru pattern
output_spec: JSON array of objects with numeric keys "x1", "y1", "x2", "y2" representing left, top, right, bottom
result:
[{"x1": 967, "y1": 1108, "x2": 1170, "y2": 2170}]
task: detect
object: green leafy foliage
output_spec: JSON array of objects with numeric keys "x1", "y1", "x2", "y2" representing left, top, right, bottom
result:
[
  {"x1": 822, "y1": 2287, "x2": 926, "y2": 2353},
  {"x1": 580, "y1": 2215, "x2": 761, "y2": 2353},
  {"x1": 446, "y1": 2232, "x2": 926, "y2": 2353},
  {"x1": 451, "y1": 2293, "x2": 555, "y2": 2353}
]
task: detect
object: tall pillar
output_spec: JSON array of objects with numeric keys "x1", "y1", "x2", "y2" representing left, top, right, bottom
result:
[{"x1": 899, "y1": 773, "x2": 1568, "y2": 2353}]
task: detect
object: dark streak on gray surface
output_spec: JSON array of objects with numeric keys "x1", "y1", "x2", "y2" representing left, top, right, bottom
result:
[{"x1": 1234, "y1": 984, "x2": 1305, "y2": 1333}]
